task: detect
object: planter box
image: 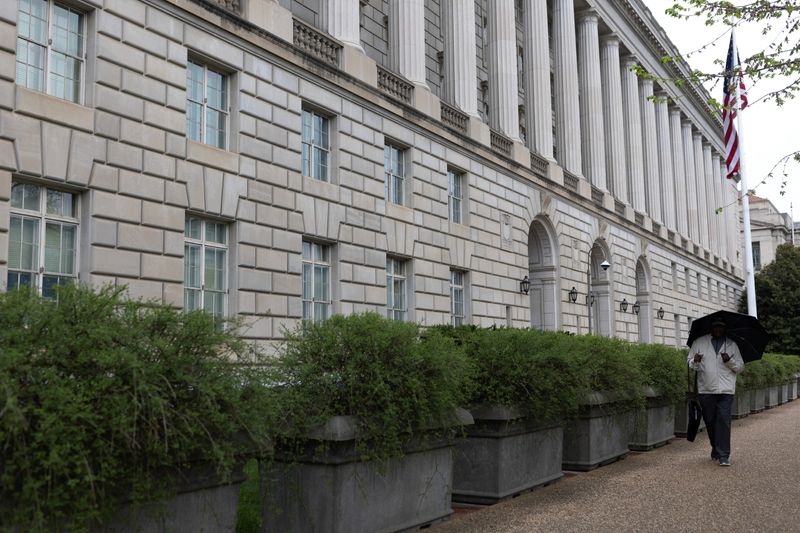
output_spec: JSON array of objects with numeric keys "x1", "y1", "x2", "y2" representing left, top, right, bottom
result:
[
  {"x1": 732, "y1": 389, "x2": 751, "y2": 419},
  {"x1": 562, "y1": 392, "x2": 632, "y2": 471},
  {"x1": 97, "y1": 462, "x2": 246, "y2": 533},
  {"x1": 750, "y1": 388, "x2": 766, "y2": 413},
  {"x1": 452, "y1": 406, "x2": 563, "y2": 504},
  {"x1": 766, "y1": 385, "x2": 780, "y2": 409},
  {"x1": 261, "y1": 410, "x2": 472, "y2": 533},
  {"x1": 790, "y1": 375, "x2": 799, "y2": 401},
  {"x1": 779, "y1": 382, "x2": 790, "y2": 405},
  {"x1": 629, "y1": 387, "x2": 674, "y2": 451},
  {"x1": 674, "y1": 393, "x2": 706, "y2": 438}
]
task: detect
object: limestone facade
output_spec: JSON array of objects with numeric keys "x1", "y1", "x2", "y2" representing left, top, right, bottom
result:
[{"x1": 0, "y1": 0, "x2": 744, "y2": 347}]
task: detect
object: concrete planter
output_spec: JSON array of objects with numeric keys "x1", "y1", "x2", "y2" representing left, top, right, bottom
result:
[
  {"x1": 629, "y1": 387, "x2": 674, "y2": 451},
  {"x1": 790, "y1": 375, "x2": 800, "y2": 401},
  {"x1": 766, "y1": 385, "x2": 780, "y2": 409},
  {"x1": 562, "y1": 392, "x2": 633, "y2": 471},
  {"x1": 261, "y1": 410, "x2": 473, "y2": 533},
  {"x1": 96, "y1": 462, "x2": 246, "y2": 533},
  {"x1": 750, "y1": 388, "x2": 766, "y2": 413},
  {"x1": 732, "y1": 389, "x2": 751, "y2": 419},
  {"x1": 779, "y1": 382, "x2": 790, "y2": 405},
  {"x1": 452, "y1": 406, "x2": 563, "y2": 504},
  {"x1": 674, "y1": 393, "x2": 706, "y2": 438}
]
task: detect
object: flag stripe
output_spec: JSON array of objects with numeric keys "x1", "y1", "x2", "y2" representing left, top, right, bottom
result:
[{"x1": 723, "y1": 32, "x2": 747, "y2": 180}]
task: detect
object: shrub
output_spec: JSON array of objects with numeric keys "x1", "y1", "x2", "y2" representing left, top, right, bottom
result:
[
  {"x1": 268, "y1": 313, "x2": 473, "y2": 463},
  {"x1": 629, "y1": 343, "x2": 686, "y2": 408},
  {"x1": 737, "y1": 359, "x2": 769, "y2": 391},
  {"x1": 570, "y1": 335, "x2": 645, "y2": 412},
  {"x1": 0, "y1": 285, "x2": 273, "y2": 532}
]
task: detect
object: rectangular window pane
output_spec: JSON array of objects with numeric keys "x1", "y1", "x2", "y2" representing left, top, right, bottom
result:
[
  {"x1": 185, "y1": 217, "x2": 201, "y2": 239},
  {"x1": 184, "y1": 244, "x2": 201, "y2": 289},
  {"x1": 10, "y1": 217, "x2": 39, "y2": 271},
  {"x1": 8, "y1": 271, "x2": 33, "y2": 291},
  {"x1": 44, "y1": 222, "x2": 62, "y2": 273},
  {"x1": 184, "y1": 288, "x2": 201, "y2": 311}
]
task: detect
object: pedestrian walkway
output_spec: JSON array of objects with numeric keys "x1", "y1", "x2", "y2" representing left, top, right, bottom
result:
[{"x1": 435, "y1": 399, "x2": 800, "y2": 532}]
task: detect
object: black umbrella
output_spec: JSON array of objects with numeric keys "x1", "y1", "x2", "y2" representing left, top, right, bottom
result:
[{"x1": 686, "y1": 310, "x2": 768, "y2": 364}]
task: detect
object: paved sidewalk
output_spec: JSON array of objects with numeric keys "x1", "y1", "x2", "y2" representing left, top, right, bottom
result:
[{"x1": 435, "y1": 399, "x2": 800, "y2": 532}]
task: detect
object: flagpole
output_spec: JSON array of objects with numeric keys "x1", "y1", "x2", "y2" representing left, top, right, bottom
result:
[{"x1": 732, "y1": 29, "x2": 758, "y2": 317}]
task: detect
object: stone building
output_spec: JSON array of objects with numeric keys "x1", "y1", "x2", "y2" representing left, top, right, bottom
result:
[
  {"x1": 0, "y1": 0, "x2": 743, "y2": 348},
  {"x1": 746, "y1": 196, "x2": 794, "y2": 271}
]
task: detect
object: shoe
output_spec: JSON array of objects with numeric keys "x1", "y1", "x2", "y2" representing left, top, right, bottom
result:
[
  {"x1": 719, "y1": 458, "x2": 731, "y2": 466},
  {"x1": 711, "y1": 453, "x2": 719, "y2": 461}
]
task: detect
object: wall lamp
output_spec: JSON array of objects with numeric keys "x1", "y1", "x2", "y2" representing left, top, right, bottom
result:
[
  {"x1": 520, "y1": 276, "x2": 530, "y2": 294},
  {"x1": 657, "y1": 307, "x2": 665, "y2": 320},
  {"x1": 620, "y1": 298, "x2": 629, "y2": 313},
  {"x1": 568, "y1": 287, "x2": 578, "y2": 303},
  {"x1": 632, "y1": 301, "x2": 640, "y2": 315}
]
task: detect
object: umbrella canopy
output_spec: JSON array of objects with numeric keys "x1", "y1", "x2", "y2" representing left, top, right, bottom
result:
[{"x1": 686, "y1": 310, "x2": 768, "y2": 364}]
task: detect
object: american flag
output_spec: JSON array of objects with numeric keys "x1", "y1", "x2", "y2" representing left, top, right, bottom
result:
[{"x1": 723, "y1": 32, "x2": 748, "y2": 180}]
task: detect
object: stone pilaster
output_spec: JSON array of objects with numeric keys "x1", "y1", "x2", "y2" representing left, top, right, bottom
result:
[
  {"x1": 703, "y1": 143, "x2": 717, "y2": 254},
  {"x1": 388, "y1": 0, "x2": 426, "y2": 86},
  {"x1": 682, "y1": 121, "x2": 699, "y2": 244},
  {"x1": 576, "y1": 10, "x2": 607, "y2": 190},
  {"x1": 552, "y1": 0, "x2": 582, "y2": 174},
  {"x1": 487, "y1": 0, "x2": 520, "y2": 139},
  {"x1": 442, "y1": 0, "x2": 478, "y2": 116},
  {"x1": 669, "y1": 108, "x2": 688, "y2": 237},
  {"x1": 640, "y1": 78, "x2": 661, "y2": 223},
  {"x1": 693, "y1": 133, "x2": 709, "y2": 249},
  {"x1": 321, "y1": 0, "x2": 362, "y2": 48},
  {"x1": 600, "y1": 36, "x2": 626, "y2": 201},
  {"x1": 523, "y1": 0, "x2": 553, "y2": 158},
  {"x1": 654, "y1": 92, "x2": 675, "y2": 230},
  {"x1": 712, "y1": 153, "x2": 727, "y2": 260},
  {"x1": 621, "y1": 56, "x2": 645, "y2": 212}
]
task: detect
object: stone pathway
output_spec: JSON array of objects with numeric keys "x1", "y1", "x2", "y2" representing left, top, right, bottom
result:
[{"x1": 434, "y1": 398, "x2": 800, "y2": 532}]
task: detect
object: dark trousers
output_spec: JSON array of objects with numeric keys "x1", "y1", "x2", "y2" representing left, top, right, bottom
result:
[{"x1": 698, "y1": 393, "x2": 734, "y2": 460}]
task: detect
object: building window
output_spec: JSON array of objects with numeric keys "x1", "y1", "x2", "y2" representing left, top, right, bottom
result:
[
  {"x1": 302, "y1": 108, "x2": 330, "y2": 181},
  {"x1": 696, "y1": 273, "x2": 702, "y2": 298},
  {"x1": 684, "y1": 267, "x2": 690, "y2": 294},
  {"x1": 671, "y1": 262, "x2": 677, "y2": 291},
  {"x1": 752, "y1": 241, "x2": 761, "y2": 270},
  {"x1": 302, "y1": 241, "x2": 331, "y2": 322},
  {"x1": 184, "y1": 217, "x2": 227, "y2": 319},
  {"x1": 384, "y1": 143, "x2": 405, "y2": 205},
  {"x1": 15, "y1": 0, "x2": 85, "y2": 103},
  {"x1": 386, "y1": 257, "x2": 407, "y2": 321},
  {"x1": 8, "y1": 182, "x2": 78, "y2": 297},
  {"x1": 186, "y1": 59, "x2": 228, "y2": 149},
  {"x1": 450, "y1": 269, "x2": 466, "y2": 326},
  {"x1": 448, "y1": 170, "x2": 464, "y2": 224}
]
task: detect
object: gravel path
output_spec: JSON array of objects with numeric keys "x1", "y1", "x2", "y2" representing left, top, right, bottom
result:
[{"x1": 434, "y1": 399, "x2": 800, "y2": 532}]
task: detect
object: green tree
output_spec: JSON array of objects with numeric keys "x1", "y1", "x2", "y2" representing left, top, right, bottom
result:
[{"x1": 739, "y1": 243, "x2": 800, "y2": 354}]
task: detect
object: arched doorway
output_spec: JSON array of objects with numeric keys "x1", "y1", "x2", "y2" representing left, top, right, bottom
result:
[
  {"x1": 636, "y1": 258, "x2": 652, "y2": 343},
  {"x1": 589, "y1": 242, "x2": 612, "y2": 336},
  {"x1": 528, "y1": 218, "x2": 558, "y2": 330}
]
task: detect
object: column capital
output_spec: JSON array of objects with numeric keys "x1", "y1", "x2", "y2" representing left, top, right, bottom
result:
[
  {"x1": 669, "y1": 106, "x2": 683, "y2": 117},
  {"x1": 599, "y1": 34, "x2": 620, "y2": 47},
  {"x1": 576, "y1": 8, "x2": 598, "y2": 22},
  {"x1": 620, "y1": 54, "x2": 639, "y2": 68},
  {"x1": 640, "y1": 77, "x2": 654, "y2": 89},
  {"x1": 692, "y1": 131, "x2": 703, "y2": 140}
]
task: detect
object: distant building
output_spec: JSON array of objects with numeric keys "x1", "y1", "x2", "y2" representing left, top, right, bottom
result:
[{"x1": 745, "y1": 196, "x2": 793, "y2": 271}]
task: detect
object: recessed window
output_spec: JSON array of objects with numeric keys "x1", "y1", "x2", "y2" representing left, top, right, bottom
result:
[
  {"x1": 302, "y1": 241, "x2": 331, "y2": 322},
  {"x1": 184, "y1": 217, "x2": 227, "y2": 319},
  {"x1": 186, "y1": 59, "x2": 228, "y2": 149},
  {"x1": 8, "y1": 181, "x2": 78, "y2": 297},
  {"x1": 301, "y1": 108, "x2": 330, "y2": 181},
  {"x1": 386, "y1": 257, "x2": 407, "y2": 321},
  {"x1": 448, "y1": 170, "x2": 464, "y2": 224},
  {"x1": 752, "y1": 241, "x2": 761, "y2": 271},
  {"x1": 15, "y1": 0, "x2": 85, "y2": 103},
  {"x1": 450, "y1": 269, "x2": 466, "y2": 326},
  {"x1": 384, "y1": 143, "x2": 405, "y2": 205}
]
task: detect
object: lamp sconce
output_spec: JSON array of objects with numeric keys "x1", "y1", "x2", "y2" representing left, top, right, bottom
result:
[
  {"x1": 520, "y1": 276, "x2": 530, "y2": 295},
  {"x1": 657, "y1": 307, "x2": 665, "y2": 320},
  {"x1": 632, "y1": 301, "x2": 640, "y2": 315},
  {"x1": 587, "y1": 292, "x2": 595, "y2": 306},
  {"x1": 620, "y1": 298, "x2": 629, "y2": 313},
  {"x1": 568, "y1": 287, "x2": 578, "y2": 303}
]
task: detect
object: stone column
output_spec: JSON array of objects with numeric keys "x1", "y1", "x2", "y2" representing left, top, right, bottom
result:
[
  {"x1": 682, "y1": 121, "x2": 699, "y2": 243},
  {"x1": 712, "y1": 153, "x2": 727, "y2": 260},
  {"x1": 487, "y1": 0, "x2": 520, "y2": 139},
  {"x1": 693, "y1": 133, "x2": 709, "y2": 249},
  {"x1": 576, "y1": 10, "x2": 607, "y2": 190},
  {"x1": 640, "y1": 78, "x2": 661, "y2": 223},
  {"x1": 654, "y1": 92, "x2": 675, "y2": 230},
  {"x1": 388, "y1": 0, "x2": 426, "y2": 86},
  {"x1": 322, "y1": 0, "x2": 362, "y2": 48},
  {"x1": 669, "y1": 108, "x2": 688, "y2": 237},
  {"x1": 621, "y1": 56, "x2": 645, "y2": 212},
  {"x1": 600, "y1": 36, "x2": 626, "y2": 201},
  {"x1": 723, "y1": 161, "x2": 740, "y2": 268},
  {"x1": 523, "y1": 0, "x2": 553, "y2": 158},
  {"x1": 442, "y1": 0, "x2": 478, "y2": 116},
  {"x1": 703, "y1": 143, "x2": 717, "y2": 254},
  {"x1": 552, "y1": 0, "x2": 582, "y2": 174}
]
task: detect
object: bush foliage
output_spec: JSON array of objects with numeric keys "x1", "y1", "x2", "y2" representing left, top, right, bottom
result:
[{"x1": 0, "y1": 285, "x2": 273, "y2": 532}]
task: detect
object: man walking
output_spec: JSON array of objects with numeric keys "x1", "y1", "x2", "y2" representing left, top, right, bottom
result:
[{"x1": 687, "y1": 317, "x2": 745, "y2": 466}]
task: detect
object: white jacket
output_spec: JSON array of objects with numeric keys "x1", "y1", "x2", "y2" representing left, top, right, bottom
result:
[{"x1": 687, "y1": 334, "x2": 745, "y2": 394}]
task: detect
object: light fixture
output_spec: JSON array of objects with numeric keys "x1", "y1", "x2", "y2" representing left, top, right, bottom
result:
[
  {"x1": 600, "y1": 260, "x2": 610, "y2": 271},
  {"x1": 520, "y1": 276, "x2": 530, "y2": 294},
  {"x1": 657, "y1": 307, "x2": 665, "y2": 320},
  {"x1": 568, "y1": 287, "x2": 578, "y2": 303},
  {"x1": 589, "y1": 292, "x2": 595, "y2": 306},
  {"x1": 632, "y1": 301, "x2": 640, "y2": 315},
  {"x1": 620, "y1": 298, "x2": 628, "y2": 313}
]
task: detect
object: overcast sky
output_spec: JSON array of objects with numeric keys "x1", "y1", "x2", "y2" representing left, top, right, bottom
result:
[{"x1": 643, "y1": 0, "x2": 800, "y2": 222}]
